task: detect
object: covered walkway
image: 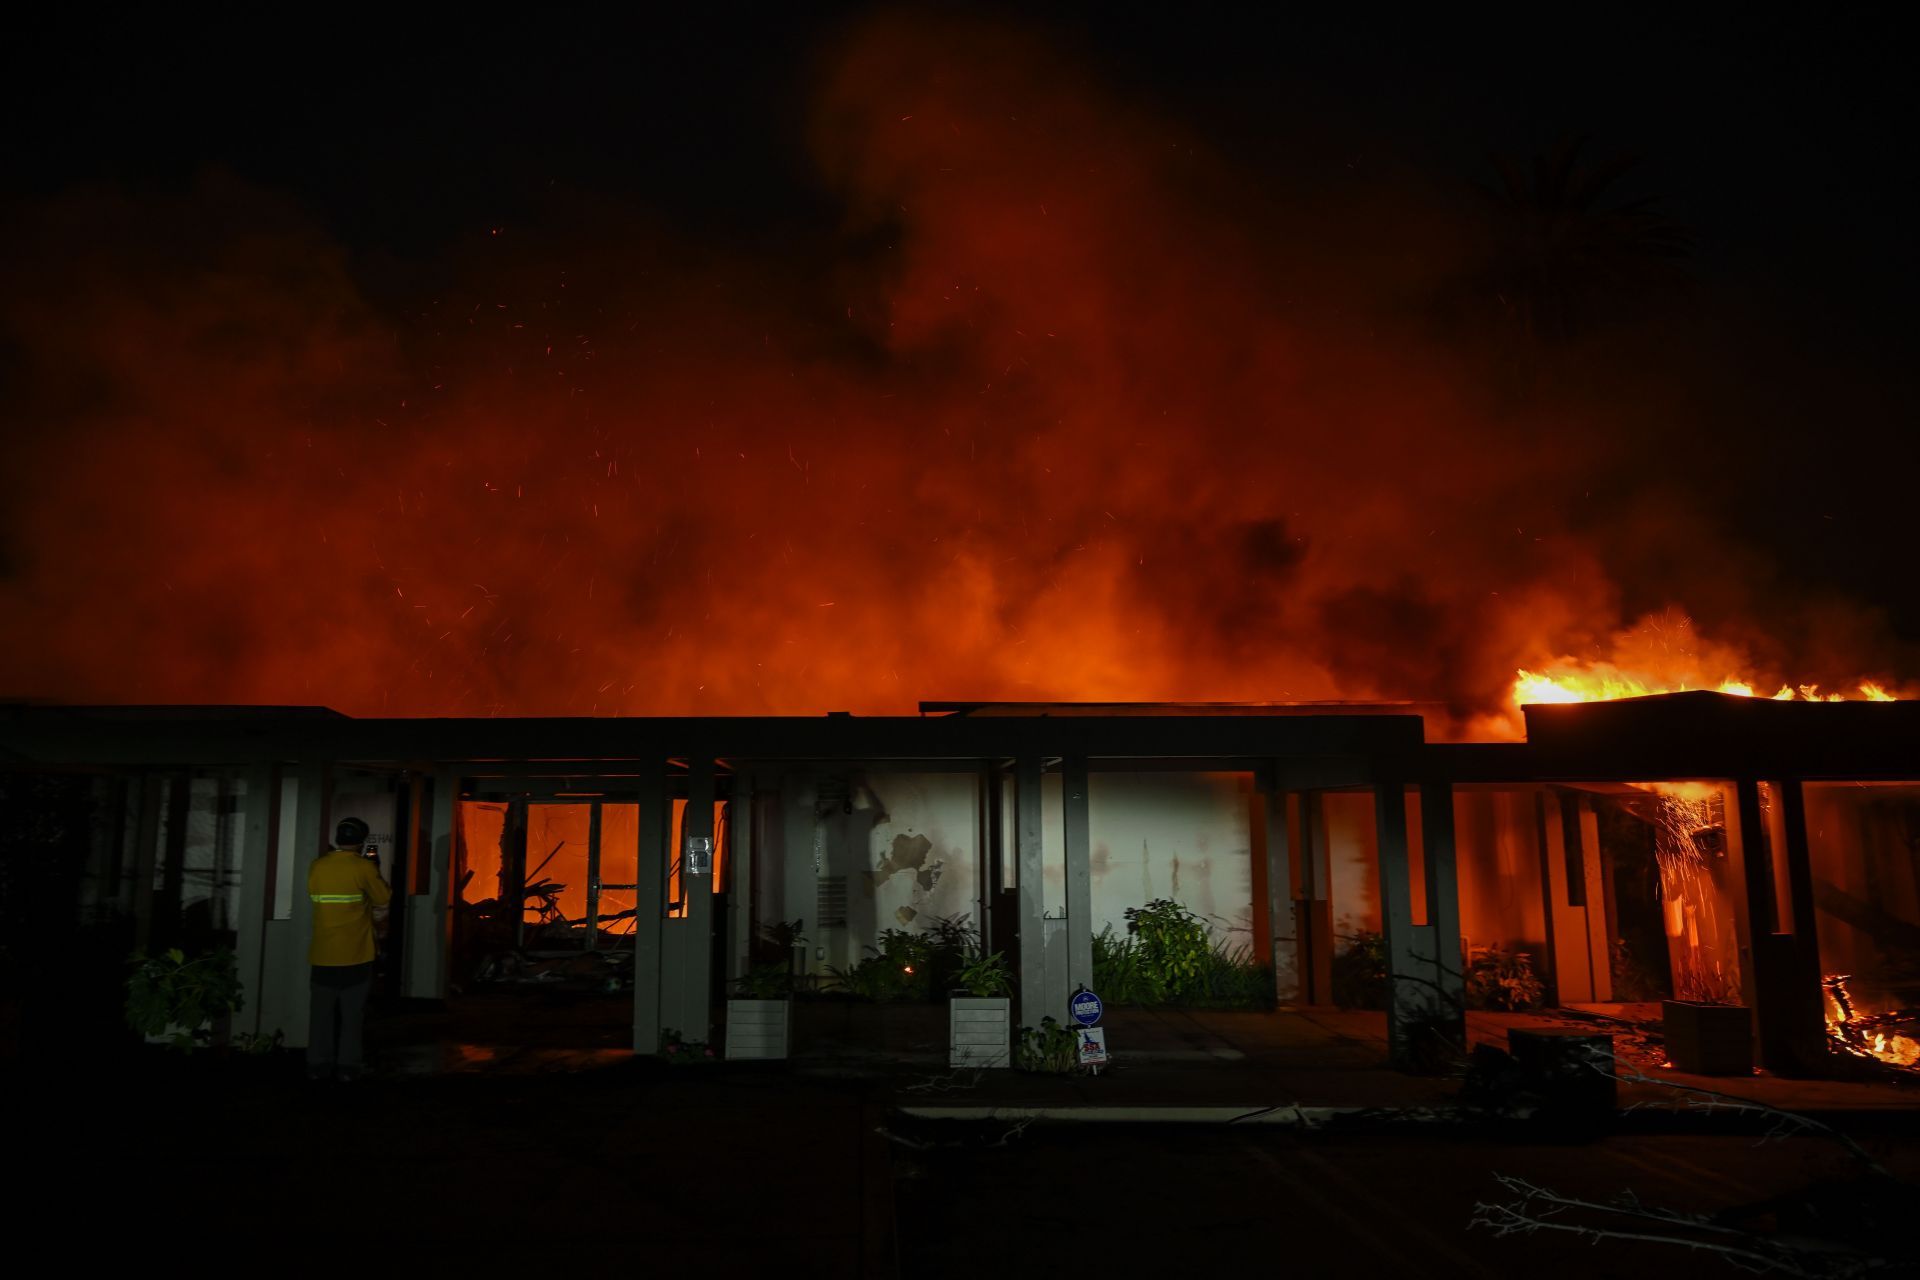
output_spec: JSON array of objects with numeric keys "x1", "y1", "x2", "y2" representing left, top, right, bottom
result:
[{"x1": 363, "y1": 994, "x2": 1920, "y2": 1117}]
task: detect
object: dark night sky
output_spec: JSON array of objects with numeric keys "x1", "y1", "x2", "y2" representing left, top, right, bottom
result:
[{"x1": 2, "y1": 3, "x2": 1915, "y2": 716}]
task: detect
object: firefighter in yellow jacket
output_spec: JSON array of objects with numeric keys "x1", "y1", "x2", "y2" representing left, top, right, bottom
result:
[{"x1": 308, "y1": 816, "x2": 392, "y2": 1081}]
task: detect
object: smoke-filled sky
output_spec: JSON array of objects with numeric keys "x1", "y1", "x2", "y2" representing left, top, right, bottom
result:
[{"x1": 2, "y1": 6, "x2": 1914, "y2": 734}]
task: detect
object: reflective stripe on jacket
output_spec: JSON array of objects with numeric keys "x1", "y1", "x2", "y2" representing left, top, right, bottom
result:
[{"x1": 308, "y1": 848, "x2": 393, "y2": 966}]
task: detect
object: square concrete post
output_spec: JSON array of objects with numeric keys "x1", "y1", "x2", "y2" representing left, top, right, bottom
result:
[
  {"x1": 233, "y1": 762, "x2": 276, "y2": 1039},
  {"x1": 632, "y1": 764, "x2": 668, "y2": 1053},
  {"x1": 664, "y1": 756, "x2": 716, "y2": 1046},
  {"x1": 1062, "y1": 757, "x2": 1094, "y2": 998},
  {"x1": 281, "y1": 763, "x2": 329, "y2": 1049},
  {"x1": 726, "y1": 770, "x2": 754, "y2": 983},
  {"x1": 1374, "y1": 778, "x2": 1435, "y2": 1070},
  {"x1": 129, "y1": 772, "x2": 163, "y2": 953},
  {"x1": 1776, "y1": 779, "x2": 1832, "y2": 1075},
  {"x1": 1735, "y1": 777, "x2": 1780, "y2": 1062},
  {"x1": 1574, "y1": 796, "x2": 1614, "y2": 1001},
  {"x1": 1261, "y1": 767, "x2": 1297, "y2": 1001},
  {"x1": 403, "y1": 768, "x2": 459, "y2": 1001},
  {"x1": 1302, "y1": 792, "x2": 1335, "y2": 1004},
  {"x1": 1013, "y1": 757, "x2": 1051, "y2": 1029},
  {"x1": 1737, "y1": 777, "x2": 1830, "y2": 1076},
  {"x1": 1419, "y1": 781, "x2": 1466, "y2": 1010}
]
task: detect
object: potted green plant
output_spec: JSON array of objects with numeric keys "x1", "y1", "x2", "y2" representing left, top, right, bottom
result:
[
  {"x1": 949, "y1": 950, "x2": 1013, "y2": 1068},
  {"x1": 1014, "y1": 1016, "x2": 1080, "y2": 1074},
  {"x1": 725, "y1": 964, "x2": 793, "y2": 1060},
  {"x1": 1465, "y1": 945, "x2": 1546, "y2": 1011},
  {"x1": 125, "y1": 948, "x2": 245, "y2": 1050}
]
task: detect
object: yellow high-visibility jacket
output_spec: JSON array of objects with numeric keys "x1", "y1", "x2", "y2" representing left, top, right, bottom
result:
[{"x1": 308, "y1": 847, "x2": 393, "y2": 966}]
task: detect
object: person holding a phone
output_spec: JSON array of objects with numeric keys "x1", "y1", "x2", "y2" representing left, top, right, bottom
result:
[{"x1": 306, "y1": 816, "x2": 392, "y2": 1082}]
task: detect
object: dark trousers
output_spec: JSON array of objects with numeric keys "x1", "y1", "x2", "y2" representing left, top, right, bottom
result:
[{"x1": 308, "y1": 962, "x2": 373, "y2": 1078}]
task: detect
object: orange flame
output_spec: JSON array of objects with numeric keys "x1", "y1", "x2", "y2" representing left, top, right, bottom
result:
[{"x1": 1513, "y1": 669, "x2": 1906, "y2": 710}]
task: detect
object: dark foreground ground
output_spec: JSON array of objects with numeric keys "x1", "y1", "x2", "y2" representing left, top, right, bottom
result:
[
  {"x1": 17, "y1": 987, "x2": 1919, "y2": 1275},
  {"x1": 24, "y1": 1042, "x2": 1920, "y2": 1278}
]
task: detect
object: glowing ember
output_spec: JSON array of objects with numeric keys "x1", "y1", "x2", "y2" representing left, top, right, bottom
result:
[
  {"x1": 1638, "y1": 783, "x2": 1742, "y2": 1005},
  {"x1": 1823, "y1": 974, "x2": 1920, "y2": 1071}
]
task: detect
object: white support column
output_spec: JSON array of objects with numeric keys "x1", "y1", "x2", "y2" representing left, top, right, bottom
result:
[
  {"x1": 1575, "y1": 794, "x2": 1613, "y2": 1002},
  {"x1": 1263, "y1": 766, "x2": 1297, "y2": 1002},
  {"x1": 1374, "y1": 778, "x2": 1427, "y2": 1070},
  {"x1": 233, "y1": 762, "x2": 276, "y2": 1039},
  {"x1": 726, "y1": 770, "x2": 754, "y2": 984},
  {"x1": 1014, "y1": 757, "x2": 1050, "y2": 1028},
  {"x1": 1537, "y1": 790, "x2": 1592, "y2": 1002},
  {"x1": 632, "y1": 764, "x2": 667, "y2": 1053},
  {"x1": 670, "y1": 756, "x2": 716, "y2": 1045},
  {"x1": 1419, "y1": 782, "x2": 1466, "y2": 1049},
  {"x1": 1062, "y1": 757, "x2": 1094, "y2": 998},
  {"x1": 404, "y1": 768, "x2": 459, "y2": 1001},
  {"x1": 280, "y1": 763, "x2": 328, "y2": 1049}
]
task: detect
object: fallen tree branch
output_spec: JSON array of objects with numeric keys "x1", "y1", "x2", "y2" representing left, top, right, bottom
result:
[{"x1": 1587, "y1": 1047, "x2": 1890, "y2": 1179}]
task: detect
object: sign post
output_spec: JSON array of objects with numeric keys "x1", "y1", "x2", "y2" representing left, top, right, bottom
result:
[{"x1": 1070, "y1": 988, "x2": 1106, "y2": 1072}]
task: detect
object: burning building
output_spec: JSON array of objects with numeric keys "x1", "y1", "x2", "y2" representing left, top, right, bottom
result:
[{"x1": 7, "y1": 688, "x2": 1917, "y2": 1076}]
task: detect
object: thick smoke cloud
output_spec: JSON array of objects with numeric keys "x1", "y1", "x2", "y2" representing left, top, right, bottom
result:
[{"x1": 0, "y1": 16, "x2": 1908, "y2": 735}]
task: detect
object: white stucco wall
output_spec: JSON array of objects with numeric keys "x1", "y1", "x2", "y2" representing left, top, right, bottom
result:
[
  {"x1": 1321, "y1": 791, "x2": 1382, "y2": 942},
  {"x1": 1082, "y1": 772, "x2": 1256, "y2": 947},
  {"x1": 770, "y1": 768, "x2": 1258, "y2": 961}
]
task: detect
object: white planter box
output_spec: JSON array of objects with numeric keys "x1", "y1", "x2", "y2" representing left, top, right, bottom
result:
[
  {"x1": 950, "y1": 996, "x2": 1011, "y2": 1068},
  {"x1": 724, "y1": 998, "x2": 790, "y2": 1060}
]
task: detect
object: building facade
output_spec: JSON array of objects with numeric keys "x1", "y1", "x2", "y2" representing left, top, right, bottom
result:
[{"x1": 5, "y1": 695, "x2": 1915, "y2": 1075}]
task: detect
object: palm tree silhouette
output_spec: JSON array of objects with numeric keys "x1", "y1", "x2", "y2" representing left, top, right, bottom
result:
[{"x1": 1475, "y1": 136, "x2": 1693, "y2": 345}]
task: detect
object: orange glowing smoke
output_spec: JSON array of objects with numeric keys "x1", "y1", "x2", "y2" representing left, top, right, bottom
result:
[{"x1": 0, "y1": 16, "x2": 1911, "y2": 737}]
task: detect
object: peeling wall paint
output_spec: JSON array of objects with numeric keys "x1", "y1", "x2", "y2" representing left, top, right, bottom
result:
[{"x1": 862, "y1": 772, "x2": 981, "y2": 932}]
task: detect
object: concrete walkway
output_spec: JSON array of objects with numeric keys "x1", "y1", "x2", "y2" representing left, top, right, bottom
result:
[{"x1": 365, "y1": 992, "x2": 1920, "y2": 1119}]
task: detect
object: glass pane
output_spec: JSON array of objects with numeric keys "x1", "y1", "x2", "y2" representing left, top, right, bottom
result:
[
  {"x1": 525, "y1": 803, "x2": 593, "y2": 943},
  {"x1": 599, "y1": 803, "x2": 640, "y2": 940},
  {"x1": 458, "y1": 802, "x2": 508, "y2": 906}
]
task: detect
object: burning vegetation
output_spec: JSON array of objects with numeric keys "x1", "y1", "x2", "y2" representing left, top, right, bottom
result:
[{"x1": 1824, "y1": 975, "x2": 1920, "y2": 1071}]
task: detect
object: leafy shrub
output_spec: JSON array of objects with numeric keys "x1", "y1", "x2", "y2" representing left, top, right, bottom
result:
[
  {"x1": 955, "y1": 950, "x2": 1012, "y2": 998},
  {"x1": 1125, "y1": 899, "x2": 1212, "y2": 996},
  {"x1": 1094, "y1": 903, "x2": 1274, "y2": 1010},
  {"x1": 1607, "y1": 937, "x2": 1666, "y2": 1002},
  {"x1": 1094, "y1": 925, "x2": 1155, "y2": 1003},
  {"x1": 1465, "y1": 945, "x2": 1545, "y2": 1011},
  {"x1": 825, "y1": 920, "x2": 978, "y2": 1002},
  {"x1": 1015, "y1": 1017, "x2": 1080, "y2": 1074},
  {"x1": 923, "y1": 914, "x2": 979, "y2": 992},
  {"x1": 125, "y1": 948, "x2": 244, "y2": 1048},
  {"x1": 1332, "y1": 931, "x2": 1389, "y2": 1010},
  {"x1": 752, "y1": 918, "x2": 807, "y2": 968},
  {"x1": 1196, "y1": 941, "x2": 1275, "y2": 1008},
  {"x1": 732, "y1": 964, "x2": 795, "y2": 1000}
]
